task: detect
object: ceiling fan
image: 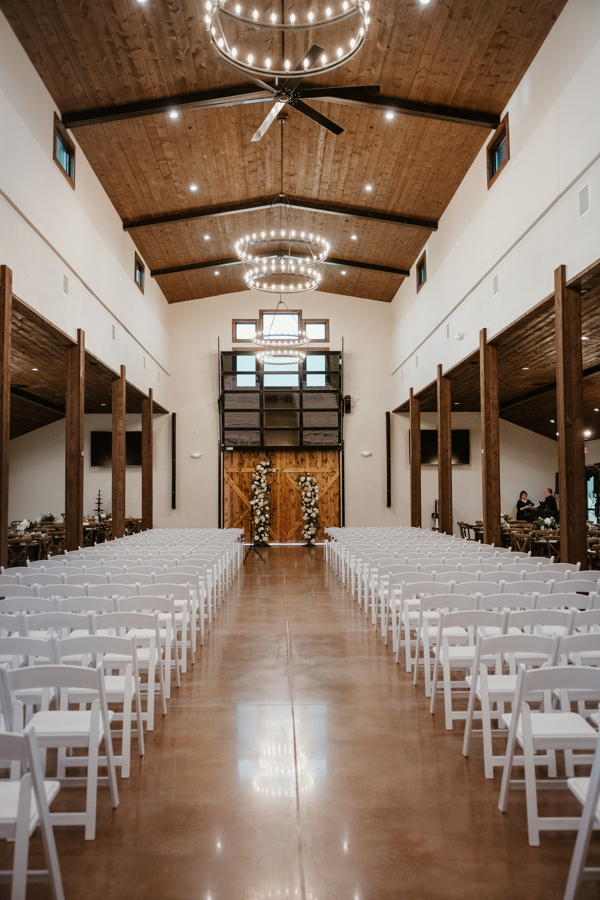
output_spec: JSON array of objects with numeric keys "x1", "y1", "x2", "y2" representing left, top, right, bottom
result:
[{"x1": 221, "y1": 43, "x2": 380, "y2": 142}]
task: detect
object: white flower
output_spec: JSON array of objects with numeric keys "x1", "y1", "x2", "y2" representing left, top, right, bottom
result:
[{"x1": 545, "y1": 517, "x2": 552, "y2": 525}]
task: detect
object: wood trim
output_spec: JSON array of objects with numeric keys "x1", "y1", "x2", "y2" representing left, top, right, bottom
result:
[
  {"x1": 0, "y1": 266, "x2": 12, "y2": 569},
  {"x1": 151, "y1": 257, "x2": 409, "y2": 278},
  {"x1": 232, "y1": 319, "x2": 258, "y2": 343},
  {"x1": 409, "y1": 388, "x2": 421, "y2": 528},
  {"x1": 53, "y1": 113, "x2": 75, "y2": 189},
  {"x1": 65, "y1": 329, "x2": 85, "y2": 552},
  {"x1": 303, "y1": 319, "x2": 330, "y2": 342},
  {"x1": 480, "y1": 329, "x2": 501, "y2": 546},
  {"x1": 486, "y1": 114, "x2": 510, "y2": 190},
  {"x1": 416, "y1": 251, "x2": 427, "y2": 294},
  {"x1": 555, "y1": 265, "x2": 587, "y2": 568},
  {"x1": 437, "y1": 366, "x2": 453, "y2": 535},
  {"x1": 141, "y1": 388, "x2": 153, "y2": 531},
  {"x1": 134, "y1": 252, "x2": 145, "y2": 294},
  {"x1": 112, "y1": 365, "x2": 127, "y2": 539}
]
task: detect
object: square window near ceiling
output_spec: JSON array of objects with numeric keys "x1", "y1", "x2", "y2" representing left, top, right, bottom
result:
[
  {"x1": 487, "y1": 115, "x2": 510, "y2": 188},
  {"x1": 261, "y1": 311, "x2": 300, "y2": 337},
  {"x1": 263, "y1": 360, "x2": 299, "y2": 388},
  {"x1": 134, "y1": 253, "x2": 145, "y2": 293},
  {"x1": 233, "y1": 320, "x2": 257, "y2": 342},
  {"x1": 304, "y1": 320, "x2": 329, "y2": 341},
  {"x1": 53, "y1": 114, "x2": 75, "y2": 187},
  {"x1": 236, "y1": 354, "x2": 256, "y2": 388},
  {"x1": 416, "y1": 252, "x2": 427, "y2": 293}
]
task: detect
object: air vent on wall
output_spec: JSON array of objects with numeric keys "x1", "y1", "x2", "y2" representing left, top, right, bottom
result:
[
  {"x1": 493, "y1": 273, "x2": 500, "y2": 296},
  {"x1": 415, "y1": 355, "x2": 419, "y2": 368},
  {"x1": 446, "y1": 323, "x2": 450, "y2": 338},
  {"x1": 111, "y1": 324, "x2": 116, "y2": 341},
  {"x1": 62, "y1": 274, "x2": 69, "y2": 296},
  {"x1": 579, "y1": 184, "x2": 590, "y2": 219}
]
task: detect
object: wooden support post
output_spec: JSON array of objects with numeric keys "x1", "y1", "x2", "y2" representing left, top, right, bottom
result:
[
  {"x1": 555, "y1": 265, "x2": 587, "y2": 568},
  {"x1": 65, "y1": 329, "x2": 85, "y2": 552},
  {"x1": 409, "y1": 388, "x2": 421, "y2": 528},
  {"x1": 437, "y1": 365, "x2": 453, "y2": 535},
  {"x1": 0, "y1": 266, "x2": 12, "y2": 569},
  {"x1": 141, "y1": 388, "x2": 153, "y2": 531},
  {"x1": 480, "y1": 329, "x2": 501, "y2": 547},
  {"x1": 112, "y1": 365, "x2": 126, "y2": 540}
]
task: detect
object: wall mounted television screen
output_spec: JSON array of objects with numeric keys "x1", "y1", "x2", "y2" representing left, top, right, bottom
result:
[
  {"x1": 90, "y1": 432, "x2": 142, "y2": 467},
  {"x1": 420, "y1": 429, "x2": 470, "y2": 465}
]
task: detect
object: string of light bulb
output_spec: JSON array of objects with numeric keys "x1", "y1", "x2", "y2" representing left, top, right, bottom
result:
[
  {"x1": 205, "y1": 0, "x2": 371, "y2": 79},
  {"x1": 252, "y1": 298, "x2": 310, "y2": 365}
]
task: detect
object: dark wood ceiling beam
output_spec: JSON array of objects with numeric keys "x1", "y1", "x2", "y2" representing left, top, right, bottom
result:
[
  {"x1": 10, "y1": 386, "x2": 65, "y2": 415},
  {"x1": 125, "y1": 196, "x2": 437, "y2": 233},
  {"x1": 151, "y1": 257, "x2": 409, "y2": 278},
  {"x1": 62, "y1": 85, "x2": 499, "y2": 131}
]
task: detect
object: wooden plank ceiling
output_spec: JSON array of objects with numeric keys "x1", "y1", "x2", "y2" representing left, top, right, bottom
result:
[
  {"x1": 0, "y1": 0, "x2": 567, "y2": 303},
  {"x1": 10, "y1": 297, "x2": 167, "y2": 439},
  {"x1": 395, "y1": 264, "x2": 600, "y2": 443}
]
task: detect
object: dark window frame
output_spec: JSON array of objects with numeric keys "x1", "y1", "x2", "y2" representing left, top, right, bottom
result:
[
  {"x1": 416, "y1": 252, "x2": 427, "y2": 293},
  {"x1": 303, "y1": 319, "x2": 330, "y2": 342},
  {"x1": 487, "y1": 114, "x2": 510, "y2": 189},
  {"x1": 134, "y1": 253, "x2": 145, "y2": 294},
  {"x1": 53, "y1": 114, "x2": 75, "y2": 188},
  {"x1": 232, "y1": 319, "x2": 258, "y2": 342}
]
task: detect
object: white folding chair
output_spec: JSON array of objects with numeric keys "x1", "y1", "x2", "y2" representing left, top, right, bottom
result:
[
  {"x1": 0, "y1": 728, "x2": 64, "y2": 900},
  {"x1": 563, "y1": 737, "x2": 600, "y2": 900}
]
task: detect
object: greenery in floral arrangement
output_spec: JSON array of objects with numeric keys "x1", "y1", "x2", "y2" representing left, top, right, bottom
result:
[
  {"x1": 297, "y1": 473, "x2": 319, "y2": 546},
  {"x1": 98, "y1": 512, "x2": 111, "y2": 522},
  {"x1": 535, "y1": 516, "x2": 558, "y2": 529},
  {"x1": 10, "y1": 518, "x2": 40, "y2": 534},
  {"x1": 39, "y1": 513, "x2": 56, "y2": 523},
  {"x1": 250, "y1": 460, "x2": 277, "y2": 545},
  {"x1": 501, "y1": 513, "x2": 511, "y2": 523}
]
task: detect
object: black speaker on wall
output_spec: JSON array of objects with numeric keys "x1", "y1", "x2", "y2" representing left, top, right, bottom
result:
[
  {"x1": 344, "y1": 395, "x2": 352, "y2": 414},
  {"x1": 386, "y1": 411, "x2": 391, "y2": 508},
  {"x1": 171, "y1": 413, "x2": 177, "y2": 510},
  {"x1": 555, "y1": 471, "x2": 559, "y2": 496}
]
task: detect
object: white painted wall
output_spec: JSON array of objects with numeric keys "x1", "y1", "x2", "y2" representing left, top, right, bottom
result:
[
  {"x1": 391, "y1": 412, "x2": 559, "y2": 533},
  {"x1": 0, "y1": 9, "x2": 171, "y2": 405},
  {"x1": 155, "y1": 289, "x2": 399, "y2": 530},
  {"x1": 390, "y1": 0, "x2": 600, "y2": 409}
]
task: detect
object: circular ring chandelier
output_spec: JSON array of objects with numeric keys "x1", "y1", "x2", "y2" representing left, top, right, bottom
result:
[
  {"x1": 252, "y1": 299, "x2": 311, "y2": 365},
  {"x1": 205, "y1": 0, "x2": 371, "y2": 80},
  {"x1": 235, "y1": 228, "x2": 329, "y2": 294}
]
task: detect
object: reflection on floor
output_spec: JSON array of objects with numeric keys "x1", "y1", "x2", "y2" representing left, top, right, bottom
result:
[{"x1": 7, "y1": 546, "x2": 600, "y2": 900}]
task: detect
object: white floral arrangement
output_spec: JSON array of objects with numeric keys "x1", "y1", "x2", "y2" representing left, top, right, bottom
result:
[
  {"x1": 535, "y1": 516, "x2": 558, "y2": 529},
  {"x1": 297, "y1": 473, "x2": 319, "y2": 546},
  {"x1": 250, "y1": 459, "x2": 277, "y2": 544}
]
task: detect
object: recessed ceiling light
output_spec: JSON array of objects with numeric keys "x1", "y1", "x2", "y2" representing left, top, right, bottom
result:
[
  {"x1": 385, "y1": 111, "x2": 395, "y2": 120},
  {"x1": 204, "y1": 234, "x2": 210, "y2": 240},
  {"x1": 522, "y1": 366, "x2": 529, "y2": 370},
  {"x1": 32, "y1": 367, "x2": 39, "y2": 371},
  {"x1": 550, "y1": 419, "x2": 555, "y2": 423},
  {"x1": 190, "y1": 184, "x2": 198, "y2": 191},
  {"x1": 341, "y1": 270, "x2": 347, "y2": 275},
  {"x1": 351, "y1": 234, "x2": 357, "y2": 240},
  {"x1": 582, "y1": 335, "x2": 590, "y2": 340},
  {"x1": 215, "y1": 271, "x2": 220, "y2": 275},
  {"x1": 454, "y1": 402, "x2": 459, "y2": 405},
  {"x1": 365, "y1": 184, "x2": 373, "y2": 192},
  {"x1": 101, "y1": 403, "x2": 106, "y2": 406},
  {"x1": 595, "y1": 408, "x2": 599, "y2": 412},
  {"x1": 419, "y1": 0, "x2": 431, "y2": 5},
  {"x1": 169, "y1": 110, "x2": 179, "y2": 119}
]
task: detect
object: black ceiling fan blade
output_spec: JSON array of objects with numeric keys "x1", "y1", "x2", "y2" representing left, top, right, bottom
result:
[
  {"x1": 298, "y1": 84, "x2": 381, "y2": 100},
  {"x1": 291, "y1": 99, "x2": 344, "y2": 135},
  {"x1": 279, "y1": 43, "x2": 325, "y2": 94}
]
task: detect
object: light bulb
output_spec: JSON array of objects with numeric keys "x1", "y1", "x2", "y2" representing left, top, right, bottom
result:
[
  {"x1": 235, "y1": 4, "x2": 241, "y2": 11},
  {"x1": 308, "y1": 11, "x2": 314, "y2": 21},
  {"x1": 290, "y1": 13, "x2": 295, "y2": 23},
  {"x1": 285, "y1": 59, "x2": 290, "y2": 70},
  {"x1": 231, "y1": 46, "x2": 237, "y2": 57},
  {"x1": 326, "y1": 7, "x2": 331, "y2": 16},
  {"x1": 253, "y1": 9, "x2": 258, "y2": 19},
  {"x1": 248, "y1": 54, "x2": 253, "y2": 64},
  {"x1": 303, "y1": 58, "x2": 309, "y2": 68},
  {"x1": 337, "y1": 47, "x2": 343, "y2": 57},
  {"x1": 266, "y1": 58, "x2": 271, "y2": 69},
  {"x1": 343, "y1": 1, "x2": 348, "y2": 8},
  {"x1": 217, "y1": 37, "x2": 224, "y2": 47},
  {"x1": 321, "y1": 54, "x2": 327, "y2": 65}
]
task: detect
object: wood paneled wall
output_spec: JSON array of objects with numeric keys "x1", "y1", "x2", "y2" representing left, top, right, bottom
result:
[{"x1": 223, "y1": 450, "x2": 340, "y2": 543}]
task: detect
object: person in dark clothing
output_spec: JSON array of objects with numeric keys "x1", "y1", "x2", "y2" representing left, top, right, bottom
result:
[
  {"x1": 536, "y1": 488, "x2": 558, "y2": 519},
  {"x1": 516, "y1": 490, "x2": 535, "y2": 521}
]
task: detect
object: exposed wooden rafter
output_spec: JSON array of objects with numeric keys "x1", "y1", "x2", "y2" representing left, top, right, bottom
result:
[
  {"x1": 124, "y1": 196, "x2": 438, "y2": 233},
  {"x1": 150, "y1": 256, "x2": 409, "y2": 278},
  {"x1": 62, "y1": 85, "x2": 500, "y2": 131}
]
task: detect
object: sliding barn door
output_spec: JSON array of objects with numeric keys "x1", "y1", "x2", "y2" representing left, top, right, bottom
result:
[{"x1": 223, "y1": 450, "x2": 340, "y2": 542}]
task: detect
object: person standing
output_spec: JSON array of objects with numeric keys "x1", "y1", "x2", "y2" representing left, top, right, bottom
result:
[{"x1": 516, "y1": 491, "x2": 535, "y2": 521}]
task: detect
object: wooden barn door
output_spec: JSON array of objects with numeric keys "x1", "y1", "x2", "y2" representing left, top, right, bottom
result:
[{"x1": 223, "y1": 450, "x2": 340, "y2": 542}]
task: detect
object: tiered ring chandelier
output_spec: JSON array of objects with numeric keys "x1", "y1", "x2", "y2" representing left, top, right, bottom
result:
[
  {"x1": 252, "y1": 299, "x2": 310, "y2": 365},
  {"x1": 234, "y1": 115, "x2": 330, "y2": 295},
  {"x1": 206, "y1": 0, "x2": 371, "y2": 80}
]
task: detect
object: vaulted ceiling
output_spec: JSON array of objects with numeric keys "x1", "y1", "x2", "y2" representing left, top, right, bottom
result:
[{"x1": 1, "y1": 0, "x2": 567, "y2": 303}]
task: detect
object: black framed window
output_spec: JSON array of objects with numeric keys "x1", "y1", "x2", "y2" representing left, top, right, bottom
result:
[
  {"x1": 416, "y1": 252, "x2": 426, "y2": 292},
  {"x1": 134, "y1": 254, "x2": 145, "y2": 293},
  {"x1": 487, "y1": 115, "x2": 510, "y2": 188},
  {"x1": 53, "y1": 114, "x2": 75, "y2": 187}
]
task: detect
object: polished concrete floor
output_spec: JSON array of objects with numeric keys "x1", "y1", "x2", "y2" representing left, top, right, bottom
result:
[{"x1": 7, "y1": 546, "x2": 600, "y2": 899}]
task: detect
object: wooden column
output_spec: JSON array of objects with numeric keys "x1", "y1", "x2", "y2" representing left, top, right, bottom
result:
[
  {"x1": 141, "y1": 388, "x2": 153, "y2": 531},
  {"x1": 0, "y1": 266, "x2": 12, "y2": 570},
  {"x1": 555, "y1": 265, "x2": 587, "y2": 568},
  {"x1": 65, "y1": 329, "x2": 85, "y2": 551},
  {"x1": 480, "y1": 328, "x2": 501, "y2": 547},
  {"x1": 437, "y1": 364, "x2": 453, "y2": 535},
  {"x1": 112, "y1": 365, "x2": 126, "y2": 540},
  {"x1": 409, "y1": 388, "x2": 421, "y2": 528}
]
